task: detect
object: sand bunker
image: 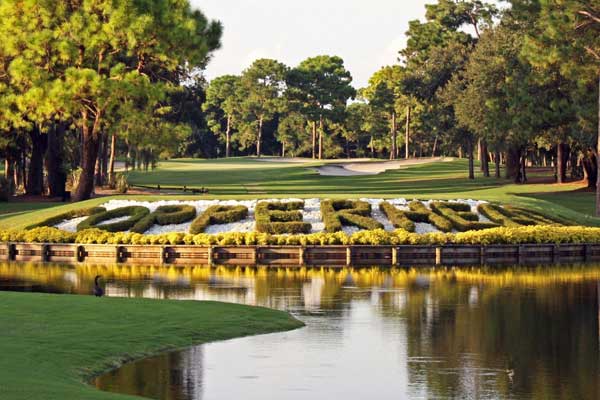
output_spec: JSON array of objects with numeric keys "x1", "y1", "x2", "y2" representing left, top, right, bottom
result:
[{"x1": 314, "y1": 157, "x2": 453, "y2": 176}]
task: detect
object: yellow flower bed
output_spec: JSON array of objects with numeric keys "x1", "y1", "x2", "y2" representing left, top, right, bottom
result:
[{"x1": 3, "y1": 225, "x2": 600, "y2": 246}]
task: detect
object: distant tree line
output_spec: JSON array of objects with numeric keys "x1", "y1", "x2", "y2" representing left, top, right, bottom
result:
[{"x1": 0, "y1": 0, "x2": 599, "y2": 212}]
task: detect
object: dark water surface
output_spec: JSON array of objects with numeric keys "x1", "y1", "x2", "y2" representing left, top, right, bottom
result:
[{"x1": 2, "y1": 262, "x2": 600, "y2": 400}]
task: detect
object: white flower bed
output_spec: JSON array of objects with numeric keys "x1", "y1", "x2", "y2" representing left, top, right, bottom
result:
[{"x1": 54, "y1": 198, "x2": 489, "y2": 234}]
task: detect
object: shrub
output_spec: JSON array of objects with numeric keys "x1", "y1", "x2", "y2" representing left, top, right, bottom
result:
[
  {"x1": 430, "y1": 201, "x2": 497, "y2": 232},
  {"x1": 6, "y1": 225, "x2": 600, "y2": 247},
  {"x1": 477, "y1": 204, "x2": 522, "y2": 227},
  {"x1": 189, "y1": 205, "x2": 248, "y2": 234},
  {"x1": 255, "y1": 201, "x2": 311, "y2": 234},
  {"x1": 408, "y1": 201, "x2": 454, "y2": 232},
  {"x1": 68, "y1": 168, "x2": 83, "y2": 191},
  {"x1": 77, "y1": 206, "x2": 150, "y2": 232},
  {"x1": 27, "y1": 207, "x2": 107, "y2": 229},
  {"x1": 379, "y1": 202, "x2": 415, "y2": 232},
  {"x1": 320, "y1": 199, "x2": 382, "y2": 233},
  {"x1": 505, "y1": 206, "x2": 567, "y2": 226},
  {"x1": 115, "y1": 173, "x2": 129, "y2": 194},
  {"x1": 130, "y1": 205, "x2": 197, "y2": 234}
]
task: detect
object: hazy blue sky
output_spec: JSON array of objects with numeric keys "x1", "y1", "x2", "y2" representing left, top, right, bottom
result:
[{"x1": 190, "y1": 0, "x2": 440, "y2": 88}]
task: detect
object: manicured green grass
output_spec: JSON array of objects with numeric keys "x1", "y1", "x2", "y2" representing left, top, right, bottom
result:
[
  {"x1": 0, "y1": 157, "x2": 598, "y2": 229},
  {"x1": 0, "y1": 201, "x2": 62, "y2": 218},
  {"x1": 0, "y1": 291, "x2": 303, "y2": 400}
]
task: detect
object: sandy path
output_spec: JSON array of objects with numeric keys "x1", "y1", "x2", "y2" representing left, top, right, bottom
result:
[
  {"x1": 255, "y1": 157, "x2": 372, "y2": 164},
  {"x1": 314, "y1": 157, "x2": 453, "y2": 176}
]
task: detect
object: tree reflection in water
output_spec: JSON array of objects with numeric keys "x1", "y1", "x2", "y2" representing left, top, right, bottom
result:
[{"x1": 1, "y1": 262, "x2": 599, "y2": 400}]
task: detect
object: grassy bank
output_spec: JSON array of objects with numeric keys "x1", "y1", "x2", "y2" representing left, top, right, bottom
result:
[
  {"x1": 0, "y1": 157, "x2": 597, "y2": 228},
  {"x1": 0, "y1": 291, "x2": 303, "y2": 400}
]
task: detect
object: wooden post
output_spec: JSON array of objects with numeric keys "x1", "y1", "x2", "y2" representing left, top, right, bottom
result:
[
  {"x1": 480, "y1": 245, "x2": 485, "y2": 265},
  {"x1": 391, "y1": 247, "x2": 398, "y2": 266},
  {"x1": 42, "y1": 244, "x2": 50, "y2": 262},
  {"x1": 518, "y1": 245, "x2": 525, "y2": 264},
  {"x1": 299, "y1": 247, "x2": 305, "y2": 266},
  {"x1": 253, "y1": 246, "x2": 258, "y2": 265},
  {"x1": 346, "y1": 247, "x2": 352, "y2": 266},
  {"x1": 585, "y1": 244, "x2": 592, "y2": 262},
  {"x1": 8, "y1": 243, "x2": 16, "y2": 261},
  {"x1": 207, "y1": 246, "x2": 213, "y2": 266},
  {"x1": 553, "y1": 244, "x2": 561, "y2": 264},
  {"x1": 435, "y1": 247, "x2": 442, "y2": 266}
]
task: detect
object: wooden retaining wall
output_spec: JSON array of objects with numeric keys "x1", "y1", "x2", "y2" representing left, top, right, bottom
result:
[{"x1": 2, "y1": 242, "x2": 600, "y2": 267}]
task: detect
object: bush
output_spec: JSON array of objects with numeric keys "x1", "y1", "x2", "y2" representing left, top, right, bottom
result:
[
  {"x1": 115, "y1": 173, "x2": 129, "y2": 194},
  {"x1": 189, "y1": 205, "x2": 248, "y2": 234},
  {"x1": 505, "y1": 206, "x2": 567, "y2": 226},
  {"x1": 320, "y1": 199, "x2": 382, "y2": 233},
  {"x1": 379, "y1": 202, "x2": 415, "y2": 232},
  {"x1": 477, "y1": 204, "x2": 522, "y2": 227},
  {"x1": 27, "y1": 207, "x2": 107, "y2": 229},
  {"x1": 5, "y1": 225, "x2": 600, "y2": 247},
  {"x1": 408, "y1": 201, "x2": 454, "y2": 232},
  {"x1": 130, "y1": 205, "x2": 197, "y2": 234},
  {"x1": 430, "y1": 201, "x2": 497, "y2": 232},
  {"x1": 255, "y1": 201, "x2": 311, "y2": 234},
  {"x1": 68, "y1": 168, "x2": 83, "y2": 191},
  {"x1": 77, "y1": 206, "x2": 150, "y2": 232}
]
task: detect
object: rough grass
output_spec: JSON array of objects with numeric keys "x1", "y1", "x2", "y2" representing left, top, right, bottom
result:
[
  {"x1": 0, "y1": 291, "x2": 303, "y2": 400},
  {"x1": 0, "y1": 157, "x2": 598, "y2": 229}
]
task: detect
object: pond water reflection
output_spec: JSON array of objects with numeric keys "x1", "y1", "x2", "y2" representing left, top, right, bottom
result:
[{"x1": 1, "y1": 262, "x2": 600, "y2": 400}]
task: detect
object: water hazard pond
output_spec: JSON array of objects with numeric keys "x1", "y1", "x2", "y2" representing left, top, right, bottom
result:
[{"x1": 2, "y1": 262, "x2": 600, "y2": 400}]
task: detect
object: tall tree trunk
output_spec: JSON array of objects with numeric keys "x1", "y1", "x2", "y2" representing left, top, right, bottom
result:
[
  {"x1": 4, "y1": 157, "x2": 14, "y2": 196},
  {"x1": 458, "y1": 146, "x2": 463, "y2": 159},
  {"x1": 46, "y1": 123, "x2": 67, "y2": 198},
  {"x1": 477, "y1": 139, "x2": 482, "y2": 171},
  {"x1": 405, "y1": 106, "x2": 410, "y2": 159},
  {"x1": 520, "y1": 153, "x2": 528, "y2": 183},
  {"x1": 281, "y1": 141, "x2": 286, "y2": 158},
  {"x1": 506, "y1": 145, "x2": 521, "y2": 182},
  {"x1": 125, "y1": 140, "x2": 131, "y2": 171},
  {"x1": 256, "y1": 116, "x2": 263, "y2": 158},
  {"x1": 101, "y1": 133, "x2": 108, "y2": 184},
  {"x1": 468, "y1": 139, "x2": 475, "y2": 180},
  {"x1": 94, "y1": 133, "x2": 103, "y2": 186},
  {"x1": 108, "y1": 133, "x2": 117, "y2": 187},
  {"x1": 596, "y1": 73, "x2": 600, "y2": 215},
  {"x1": 481, "y1": 140, "x2": 490, "y2": 177},
  {"x1": 557, "y1": 141, "x2": 568, "y2": 183},
  {"x1": 583, "y1": 149, "x2": 598, "y2": 189},
  {"x1": 494, "y1": 149, "x2": 501, "y2": 178},
  {"x1": 26, "y1": 125, "x2": 47, "y2": 195},
  {"x1": 431, "y1": 136, "x2": 438, "y2": 157},
  {"x1": 318, "y1": 115, "x2": 324, "y2": 160},
  {"x1": 311, "y1": 121, "x2": 317, "y2": 159},
  {"x1": 73, "y1": 110, "x2": 101, "y2": 202},
  {"x1": 225, "y1": 114, "x2": 232, "y2": 158},
  {"x1": 390, "y1": 112, "x2": 397, "y2": 160}
]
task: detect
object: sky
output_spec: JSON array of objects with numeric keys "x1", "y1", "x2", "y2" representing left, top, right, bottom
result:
[{"x1": 189, "y1": 0, "x2": 440, "y2": 89}]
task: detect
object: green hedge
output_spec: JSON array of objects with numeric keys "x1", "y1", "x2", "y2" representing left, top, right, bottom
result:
[
  {"x1": 189, "y1": 205, "x2": 248, "y2": 234},
  {"x1": 379, "y1": 202, "x2": 415, "y2": 232},
  {"x1": 320, "y1": 200, "x2": 382, "y2": 233},
  {"x1": 76, "y1": 206, "x2": 150, "y2": 232},
  {"x1": 255, "y1": 201, "x2": 311, "y2": 234},
  {"x1": 430, "y1": 201, "x2": 497, "y2": 232},
  {"x1": 477, "y1": 204, "x2": 522, "y2": 227},
  {"x1": 5, "y1": 225, "x2": 600, "y2": 246},
  {"x1": 408, "y1": 201, "x2": 454, "y2": 232},
  {"x1": 130, "y1": 205, "x2": 197, "y2": 234},
  {"x1": 27, "y1": 207, "x2": 106, "y2": 229}
]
